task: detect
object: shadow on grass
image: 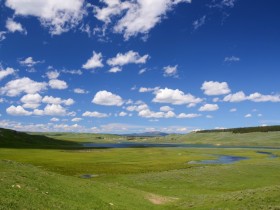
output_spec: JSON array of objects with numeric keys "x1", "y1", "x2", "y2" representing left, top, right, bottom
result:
[{"x1": 0, "y1": 127, "x2": 84, "y2": 150}]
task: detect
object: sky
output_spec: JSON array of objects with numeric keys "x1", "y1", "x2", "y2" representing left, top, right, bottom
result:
[{"x1": 0, "y1": 0, "x2": 280, "y2": 134}]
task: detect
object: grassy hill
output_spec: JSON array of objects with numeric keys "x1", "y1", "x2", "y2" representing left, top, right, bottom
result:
[
  {"x1": 197, "y1": 125, "x2": 280, "y2": 134},
  {"x1": 0, "y1": 128, "x2": 79, "y2": 149},
  {"x1": 1, "y1": 127, "x2": 280, "y2": 209}
]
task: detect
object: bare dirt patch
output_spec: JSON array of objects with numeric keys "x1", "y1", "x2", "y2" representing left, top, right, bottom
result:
[{"x1": 146, "y1": 193, "x2": 178, "y2": 205}]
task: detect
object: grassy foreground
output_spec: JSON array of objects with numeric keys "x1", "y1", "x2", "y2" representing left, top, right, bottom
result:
[{"x1": 1, "y1": 128, "x2": 280, "y2": 209}]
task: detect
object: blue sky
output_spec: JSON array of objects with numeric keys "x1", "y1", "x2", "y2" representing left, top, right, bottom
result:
[{"x1": 0, "y1": 0, "x2": 280, "y2": 133}]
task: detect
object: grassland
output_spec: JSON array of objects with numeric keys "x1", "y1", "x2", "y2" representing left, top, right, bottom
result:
[{"x1": 1, "y1": 128, "x2": 280, "y2": 209}]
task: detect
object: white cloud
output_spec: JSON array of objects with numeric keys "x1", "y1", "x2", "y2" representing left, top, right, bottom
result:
[
  {"x1": 92, "y1": 90, "x2": 124, "y2": 106},
  {"x1": 72, "y1": 117, "x2": 82, "y2": 122},
  {"x1": 108, "y1": 66, "x2": 122, "y2": 73},
  {"x1": 50, "y1": 117, "x2": 60, "y2": 122},
  {"x1": 247, "y1": 92, "x2": 280, "y2": 102},
  {"x1": 160, "y1": 106, "x2": 173, "y2": 112},
  {"x1": 119, "y1": 111, "x2": 127, "y2": 117},
  {"x1": 0, "y1": 67, "x2": 16, "y2": 80},
  {"x1": 82, "y1": 51, "x2": 104, "y2": 69},
  {"x1": 42, "y1": 96, "x2": 74, "y2": 106},
  {"x1": 82, "y1": 111, "x2": 109, "y2": 118},
  {"x1": 6, "y1": 105, "x2": 32, "y2": 116},
  {"x1": 126, "y1": 103, "x2": 149, "y2": 112},
  {"x1": 34, "y1": 104, "x2": 67, "y2": 116},
  {"x1": 20, "y1": 93, "x2": 42, "y2": 109},
  {"x1": 49, "y1": 79, "x2": 68, "y2": 89},
  {"x1": 107, "y1": 51, "x2": 149, "y2": 66},
  {"x1": 138, "y1": 109, "x2": 175, "y2": 119},
  {"x1": 95, "y1": 0, "x2": 191, "y2": 40},
  {"x1": 139, "y1": 87, "x2": 160, "y2": 93},
  {"x1": 230, "y1": 108, "x2": 237, "y2": 112},
  {"x1": 6, "y1": 18, "x2": 26, "y2": 34},
  {"x1": 61, "y1": 69, "x2": 83, "y2": 75},
  {"x1": 0, "y1": 77, "x2": 47, "y2": 97},
  {"x1": 193, "y1": 15, "x2": 206, "y2": 30},
  {"x1": 138, "y1": 68, "x2": 147, "y2": 75},
  {"x1": 210, "y1": 0, "x2": 236, "y2": 8},
  {"x1": 199, "y1": 104, "x2": 219, "y2": 112},
  {"x1": 245, "y1": 114, "x2": 252, "y2": 118},
  {"x1": 224, "y1": 91, "x2": 280, "y2": 103},
  {"x1": 177, "y1": 113, "x2": 201, "y2": 118},
  {"x1": 5, "y1": 0, "x2": 85, "y2": 35},
  {"x1": 163, "y1": 65, "x2": 178, "y2": 77},
  {"x1": 74, "y1": 88, "x2": 88, "y2": 94},
  {"x1": 223, "y1": 91, "x2": 247, "y2": 102},
  {"x1": 19, "y1": 57, "x2": 42, "y2": 67},
  {"x1": 46, "y1": 70, "x2": 60, "y2": 79},
  {"x1": 224, "y1": 56, "x2": 240, "y2": 62},
  {"x1": 0, "y1": 31, "x2": 6, "y2": 42},
  {"x1": 152, "y1": 88, "x2": 203, "y2": 105},
  {"x1": 201, "y1": 81, "x2": 231, "y2": 95}
]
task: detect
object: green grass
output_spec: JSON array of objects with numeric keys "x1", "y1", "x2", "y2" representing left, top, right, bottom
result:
[{"x1": 1, "y1": 128, "x2": 280, "y2": 209}]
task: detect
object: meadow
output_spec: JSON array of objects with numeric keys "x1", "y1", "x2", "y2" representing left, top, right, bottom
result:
[{"x1": 1, "y1": 128, "x2": 280, "y2": 209}]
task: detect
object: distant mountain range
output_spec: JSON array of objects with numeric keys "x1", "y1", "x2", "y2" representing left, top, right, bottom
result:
[{"x1": 122, "y1": 131, "x2": 169, "y2": 137}]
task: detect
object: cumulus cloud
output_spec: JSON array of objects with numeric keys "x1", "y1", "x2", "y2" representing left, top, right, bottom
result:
[
  {"x1": 201, "y1": 81, "x2": 231, "y2": 95},
  {"x1": 0, "y1": 77, "x2": 47, "y2": 97},
  {"x1": 46, "y1": 70, "x2": 60, "y2": 79},
  {"x1": 108, "y1": 66, "x2": 122, "y2": 73},
  {"x1": 42, "y1": 96, "x2": 74, "y2": 106},
  {"x1": 94, "y1": 0, "x2": 191, "y2": 39},
  {"x1": 34, "y1": 104, "x2": 67, "y2": 116},
  {"x1": 163, "y1": 65, "x2": 178, "y2": 77},
  {"x1": 119, "y1": 111, "x2": 127, "y2": 117},
  {"x1": 82, "y1": 51, "x2": 103, "y2": 70},
  {"x1": 5, "y1": 0, "x2": 85, "y2": 35},
  {"x1": 74, "y1": 88, "x2": 88, "y2": 94},
  {"x1": 223, "y1": 91, "x2": 246, "y2": 102},
  {"x1": 199, "y1": 104, "x2": 219, "y2": 112},
  {"x1": 245, "y1": 113, "x2": 252, "y2": 118},
  {"x1": 50, "y1": 117, "x2": 60, "y2": 122},
  {"x1": 49, "y1": 79, "x2": 68, "y2": 89},
  {"x1": 92, "y1": 90, "x2": 124, "y2": 106},
  {"x1": 82, "y1": 111, "x2": 109, "y2": 118},
  {"x1": 177, "y1": 113, "x2": 201, "y2": 118},
  {"x1": 224, "y1": 91, "x2": 280, "y2": 103},
  {"x1": 19, "y1": 57, "x2": 42, "y2": 67},
  {"x1": 20, "y1": 93, "x2": 42, "y2": 109},
  {"x1": 230, "y1": 108, "x2": 237, "y2": 112},
  {"x1": 6, "y1": 18, "x2": 27, "y2": 34},
  {"x1": 138, "y1": 109, "x2": 175, "y2": 118},
  {"x1": 71, "y1": 117, "x2": 82, "y2": 122},
  {"x1": 159, "y1": 106, "x2": 173, "y2": 112},
  {"x1": 107, "y1": 50, "x2": 149, "y2": 67},
  {"x1": 152, "y1": 88, "x2": 202, "y2": 105},
  {"x1": 0, "y1": 67, "x2": 16, "y2": 80},
  {"x1": 247, "y1": 92, "x2": 280, "y2": 102},
  {"x1": 6, "y1": 105, "x2": 32, "y2": 116},
  {"x1": 139, "y1": 87, "x2": 160, "y2": 93}
]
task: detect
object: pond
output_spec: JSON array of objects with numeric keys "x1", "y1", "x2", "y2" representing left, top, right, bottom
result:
[{"x1": 188, "y1": 155, "x2": 249, "y2": 165}]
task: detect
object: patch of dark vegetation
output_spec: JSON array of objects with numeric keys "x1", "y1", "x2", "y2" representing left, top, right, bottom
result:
[
  {"x1": 0, "y1": 127, "x2": 80, "y2": 149},
  {"x1": 196, "y1": 125, "x2": 280, "y2": 134}
]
